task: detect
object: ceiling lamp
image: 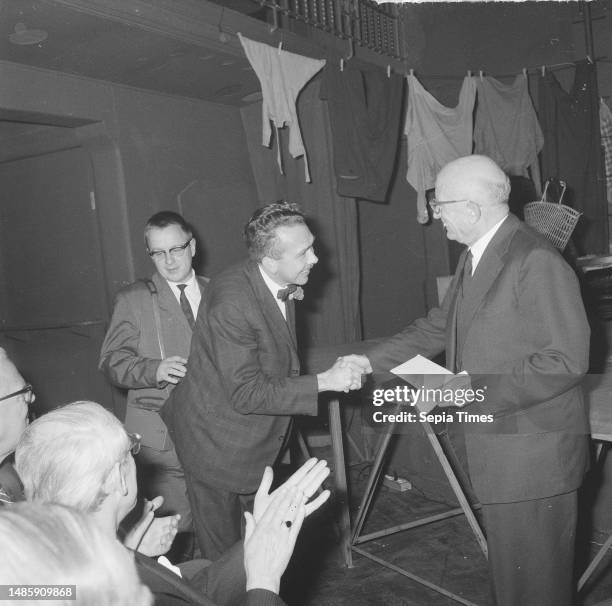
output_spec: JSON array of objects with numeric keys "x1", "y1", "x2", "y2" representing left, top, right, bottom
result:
[{"x1": 9, "y1": 23, "x2": 48, "y2": 46}]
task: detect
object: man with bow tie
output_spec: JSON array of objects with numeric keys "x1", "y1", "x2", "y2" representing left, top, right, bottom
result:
[{"x1": 162, "y1": 202, "x2": 363, "y2": 559}]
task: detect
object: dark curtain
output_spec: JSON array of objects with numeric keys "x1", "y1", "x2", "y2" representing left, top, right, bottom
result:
[
  {"x1": 240, "y1": 76, "x2": 361, "y2": 348},
  {"x1": 538, "y1": 60, "x2": 608, "y2": 255}
]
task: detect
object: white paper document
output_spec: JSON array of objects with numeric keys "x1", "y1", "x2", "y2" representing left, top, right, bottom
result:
[{"x1": 390, "y1": 355, "x2": 469, "y2": 413}]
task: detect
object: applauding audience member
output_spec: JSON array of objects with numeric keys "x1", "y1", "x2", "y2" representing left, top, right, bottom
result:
[
  {"x1": 15, "y1": 400, "x2": 331, "y2": 606},
  {"x1": 0, "y1": 502, "x2": 152, "y2": 606}
]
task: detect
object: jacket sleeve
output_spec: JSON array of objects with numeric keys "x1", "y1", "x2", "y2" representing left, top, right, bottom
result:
[
  {"x1": 206, "y1": 300, "x2": 318, "y2": 416},
  {"x1": 188, "y1": 542, "x2": 286, "y2": 606},
  {"x1": 99, "y1": 290, "x2": 161, "y2": 389},
  {"x1": 188, "y1": 541, "x2": 246, "y2": 605},
  {"x1": 244, "y1": 590, "x2": 286, "y2": 606}
]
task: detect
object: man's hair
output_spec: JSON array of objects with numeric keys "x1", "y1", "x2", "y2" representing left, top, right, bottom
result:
[
  {"x1": 15, "y1": 401, "x2": 129, "y2": 513},
  {"x1": 144, "y1": 211, "x2": 193, "y2": 247},
  {"x1": 243, "y1": 202, "x2": 306, "y2": 261},
  {"x1": 0, "y1": 502, "x2": 152, "y2": 606},
  {"x1": 479, "y1": 174, "x2": 511, "y2": 207}
]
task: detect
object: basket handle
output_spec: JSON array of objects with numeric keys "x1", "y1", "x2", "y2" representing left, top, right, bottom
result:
[
  {"x1": 541, "y1": 180, "x2": 550, "y2": 202},
  {"x1": 540, "y1": 179, "x2": 567, "y2": 204}
]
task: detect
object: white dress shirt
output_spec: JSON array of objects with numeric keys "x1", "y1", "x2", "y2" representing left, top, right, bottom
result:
[
  {"x1": 166, "y1": 270, "x2": 202, "y2": 318},
  {"x1": 469, "y1": 213, "x2": 509, "y2": 275},
  {"x1": 258, "y1": 265, "x2": 287, "y2": 320}
]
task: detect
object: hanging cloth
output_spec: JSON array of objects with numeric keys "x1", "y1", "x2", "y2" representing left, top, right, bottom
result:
[
  {"x1": 474, "y1": 74, "x2": 544, "y2": 195},
  {"x1": 238, "y1": 33, "x2": 325, "y2": 183},
  {"x1": 599, "y1": 98, "x2": 612, "y2": 205},
  {"x1": 538, "y1": 60, "x2": 607, "y2": 255},
  {"x1": 404, "y1": 74, "x2": 477, "y2": 223},
  {"x1": 319, "y1": 63, "x2": 404, "y2": 202}
]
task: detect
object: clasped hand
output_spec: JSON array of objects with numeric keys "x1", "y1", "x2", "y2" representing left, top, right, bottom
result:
[{"x1": 318, "y1": 354, "x2": 372, "y2": 393}]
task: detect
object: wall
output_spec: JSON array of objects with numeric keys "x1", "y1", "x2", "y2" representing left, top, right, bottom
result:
[
  {"x1": 0, "y1": 61, "x2": 258, "y2": 283},
  {"x1": 0, "y1": 61, "x2": 258, "y2": 415},
  {"x1": 359, "y1": 139, "x2": 449, "y2": 340}
]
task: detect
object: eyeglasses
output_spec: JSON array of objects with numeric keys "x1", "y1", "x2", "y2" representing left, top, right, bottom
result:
[
  {"x1": 428, "y1": 198, "x2": 470, "y2": 215},
  {"x1": 127, "y1": 432, "x2": 142, "y2": 456},
  {"x1": 0, "y1": 384, "x2": 34, "y2": 405},
  {"x1": 147, "y1": 239, "x2": 192, "y2": 260}
]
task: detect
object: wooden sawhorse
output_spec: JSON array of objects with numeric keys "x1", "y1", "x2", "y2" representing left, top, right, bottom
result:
[{"x1": 327, "y1": 397, "x2": 487, "y2": 606}]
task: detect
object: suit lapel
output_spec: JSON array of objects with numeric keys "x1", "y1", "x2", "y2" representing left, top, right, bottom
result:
[
  {"x1": 152, "y1": 272, "x2": 179, "y2": 314},
  {"x1": 245, "y1": 261, "x2": 298, "y2": 353},
  {"x1": 196, "y1": 275, "x2": 209, "y2": 295},
  {"x1": 456, "y1": 215, "x2": 518, "y2": 354},
  {"x1": 447, "y1": 249, "x2": 470, "y2": 372},
  {"x1": 152, "y1": 272, "x2": 199, "y2": 333},
  {"x1": 285, "y1": 299, "x2": 298, "y2": 347}
]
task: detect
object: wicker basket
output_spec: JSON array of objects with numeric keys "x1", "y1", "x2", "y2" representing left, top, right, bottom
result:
[{"x1": 523, "y1": 180, "x2": 581, "y2": 251}]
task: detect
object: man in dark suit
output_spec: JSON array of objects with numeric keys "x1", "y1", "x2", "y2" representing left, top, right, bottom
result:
[
  {"x1": 162, "y1": 202, "x2": 363, "y2": 559},
  {"x1": 346, "y1": 155, "x2": 590, "y2": 606},
  {"x1": 100, "y1": 211, "x2": 208, "y2": 533}
]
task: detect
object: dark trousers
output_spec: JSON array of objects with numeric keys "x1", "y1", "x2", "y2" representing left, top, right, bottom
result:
[
  {"x1": 482, "y1": 491, "x2": 578, "y2": 606},
  {"x1": 439, "y1": 427, "x2": 578, "y2": 606},
  {"x1": 185, "y1": 472, "x2": 254, "y2": 560},
  {"x1": 137, "y1": 441, "x2": 192, "y2": 533}
]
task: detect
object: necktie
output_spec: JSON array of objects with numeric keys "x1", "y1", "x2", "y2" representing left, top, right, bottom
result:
[
  {"x1": 277, "y1": 284, "x2": 298, "y2": 302},
  {"x1": 177, "y1": 284, "x2": 195, "y2": 330},
  {"x1": 455, "y1": 250, "x2": 473, "y2": 371},
  {"x1": 461, "y1": 250, "x2": 473, "y2": 296}
]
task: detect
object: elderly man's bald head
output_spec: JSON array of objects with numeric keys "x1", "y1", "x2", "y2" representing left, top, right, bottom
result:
[
  {"x1": 432, "y1": 155, "x2": 510, "y2": 247},
  {"x1": 0, "y1": 348, "x2": 29, "y2": 462},
  {"x1": 436, "y1": 155, "x2": 510, "y2": 208}
]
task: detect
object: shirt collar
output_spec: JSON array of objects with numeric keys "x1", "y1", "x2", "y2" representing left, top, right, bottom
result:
[
  {"x1": 166, "y1": 270, "x2": 196, "y2": 292},
  {"x1": 258, "y1": 265, "x2": 286, "y2": 303},
  {"x1": 469, "y1": 213, "x2": 509, "y2": 274}
]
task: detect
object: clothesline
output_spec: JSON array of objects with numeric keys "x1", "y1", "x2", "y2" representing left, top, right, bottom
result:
[
  {"x1": 218, "y1": 14, "x2": 597, "y2": 85},
  {"x1": 405, "y1": 58, "x2": 598, "y2": 82}
]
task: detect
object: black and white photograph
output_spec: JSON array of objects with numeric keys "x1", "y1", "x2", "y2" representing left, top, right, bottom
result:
[{"x1": 1, "y1": 1, "x2": 612, "y2": 605}]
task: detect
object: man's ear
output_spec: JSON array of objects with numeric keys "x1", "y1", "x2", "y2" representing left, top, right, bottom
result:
[
  {"x1": 261, "y1": 255, "x2": 278, "y2": 276},
  {"x1": 103, "y1": 461, "x2": 127, "y2": 497},
  {"x1": 467, "y1": 201, "x2": 481, "y2": 223},
  {"x1": 189, "y1": 237, "x2": 196, "y2": 257}
]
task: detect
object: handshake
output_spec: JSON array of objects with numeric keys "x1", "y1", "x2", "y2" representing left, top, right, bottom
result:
[{"x1": 317, "y1": 354, "x2": 373, "y2": 393}]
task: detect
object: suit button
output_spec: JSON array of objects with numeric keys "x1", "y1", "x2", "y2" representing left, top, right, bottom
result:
[
  {"x1": 278, "y1": 435, "x2": 285, "y2": 441},
  {"x1": 290, "y1": 369, "x2": 299, "y2": 377}
]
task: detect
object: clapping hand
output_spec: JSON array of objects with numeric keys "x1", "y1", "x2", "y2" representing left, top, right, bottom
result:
[
  {"x1": 253, "y1": 458, "x2": 331, "y2": 523},
  {"x1": 123, "y1": 496, "x2": 180, "y2": 556},
  {"x1": 244, "y1": 486, "x2": 306, "y2": 593}
]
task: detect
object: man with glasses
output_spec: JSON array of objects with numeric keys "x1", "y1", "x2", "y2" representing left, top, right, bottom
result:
[
  {"x1": 15, "y1": 400, "x2": 331, "y2": 606},
  {"x1": 100, "y1": 211, "x2": 208, "y2": 551},
  {"x1": 0, "y1": 347, "x2": 34, "y2": 504},
  {"x1": 347, "y1": 155, "x2": 590, "y2": 606}
]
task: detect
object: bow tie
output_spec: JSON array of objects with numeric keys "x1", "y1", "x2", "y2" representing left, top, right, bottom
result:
[{"x1": 277, "y1": 284, "x2": 304, "y2": 302}]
